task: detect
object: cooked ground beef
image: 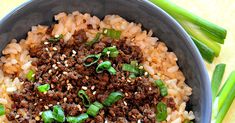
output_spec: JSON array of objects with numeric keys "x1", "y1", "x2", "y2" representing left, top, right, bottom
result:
[{"x1": 7, "y1": 29, "x2": 175, "y2": 123}]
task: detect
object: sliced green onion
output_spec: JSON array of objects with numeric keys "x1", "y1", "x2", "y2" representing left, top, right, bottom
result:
[
  {"x1": 66, "y1": 113, "x2": 89, "y2": 123},
  {"x1": 93, "y1": 101, "x2": 103, "y2": 109},
  {"x1": 53, "y1": 105, "x2": 65, "y2": 122},
  {"x1": 102, "y1": 46, "x2": 119, "y2": 58},
  {"x1": 156, "y1": 102, "x2": 167, "y2": 122},
  {"x1": 78, "y1": 90, "x2": 90, "y2": 107},
  {"x1": 211, "y1": 64, "x2": 226, "y2": 103},
  {"x1": 96, "y1": 61, "x2": 116, "y2": 75},
  {"x1": 37, "y1": 84, "x2": 50, "y2": 93},
  {"x1": 48, "y1": 34, "x2": 63, "y2": 42},
  {"x1": 122, "y1": 64, "x2": 139, "y2": 74},
  {"x1": 83, "y1": 53, "x2": 101, "y2": 67},
  {"x1": 86, "y1": 104, "x2": 100, "y2": 117},
  {"x1": 154, "y1": 80, "x2": 168, "y2": 97},
  {"x1": 26, "y1": 69, "x2": 35, "y2": 82},
  {"x1": 103, "y1": 28, "x2": 121, "y2": 39},
  {"x1": 86, "y1": 33, "x2": 101, "y2": 46},
  {"x1": 0, "y1": 104, "x2": 5, "y2": 116},
  {"x1": 103, "y1": 92, "x2": 124, "y2": 106},
  {"x1": 41, "y1": 110, "x2": 54, "y2": 123}
]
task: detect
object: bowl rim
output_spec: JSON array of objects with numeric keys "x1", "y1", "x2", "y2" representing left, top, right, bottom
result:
[{"x1": 0, "y1": 0, "x2": 212, "y2": 122}]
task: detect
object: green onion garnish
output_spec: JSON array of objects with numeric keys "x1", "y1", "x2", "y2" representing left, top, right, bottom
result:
[
  {"x1": 102, "y1": 46, "x2": 119, "y2": 58},
  {"x1": 52, "y1": 105, "x2": 65, "y2": 122},
  {"x1": 48, "y1": 34, "x2": 63, "y2": 42},
  {"x1": 93, "y1": 101, "x2": 103, "y2": 109},
  {"x1": 37, "y1": 84, "x2": 50, "y2": 93},
  {"x1": 86, "y1": 33, "x2": 101, "y2": 46},
  {"x1": 96, "y1": 61, "x2": 116, "y2": 75},
  {"x1": 103, "y1": 28, "x2": 121, "y2": 39},
  {"x1": 154, "y1": 80, "x2": 168, "y2": 97},
  {"x1": 103, "y1": 92, "x2": 124, "y2": 106},
  {"x1": 0, "y1": 104, "x2": 5, "y2": 116},
  {"x1": 78, "y1": 90, "x2": 90, "y2": 107},
  {"x1": 86, "y1": 104, "x2": 100, "y2": 117},
  {"x1": 128, "y1": 73, "x2": 136, "y2": 79},
  {"x1": 66, "y1": 113, "x2": 89, "y2": 123},
  {"x1": 83, "y1": 53, "x2": 101, "y2": 67},
  {"x1": 211, "y1": 64, "x2": 226, "y2": 103},
  {"x1": 122, "y1": 64, "x2": 139, "y2": 74},
  {"x1": 26, "y1": 69, "x2": 35, "y2": 82},
  {"x1": 41, "y1": 110, "x2": 54, "y2": 123},
  {"x1": 130, "y1": 60, "x2": 138, "y2": 67},
  {"x1": 156, "y1": 102, "x2": 167, "y2": 122}
]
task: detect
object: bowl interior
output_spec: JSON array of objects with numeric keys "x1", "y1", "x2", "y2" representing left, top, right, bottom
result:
[{"x1": 0, "y1": 0, "x2": 211, "y2": 122}]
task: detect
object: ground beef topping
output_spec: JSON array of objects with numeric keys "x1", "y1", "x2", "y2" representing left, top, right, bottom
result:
[{"x1": 7, "y1": 29, "x2": 175, "y2": 123}]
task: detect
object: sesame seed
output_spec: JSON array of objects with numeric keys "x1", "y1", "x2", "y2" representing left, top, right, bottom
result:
[
  {"x1": 57, "y1": 102, "x2": 60, "y2": 105},
  {"x1": 54, "y1": 66, "x2": 58, "y2": 69},
  {"x1": 35, "y1": 116, "x2": 40, "y2": 121},
  {"x1": 121, "y1": 77, "x2": 125, "y2": 80},
  {"x1": 104, "y1": 29, "x2": 108, "y2": 34},
  {"x1": 44, "y1": 106, "x2": 49, "y2": 109},
  {"x1": 85, "y1": 76, "x2": 89, "y2": 80},
  {"x1": 39, "y1": 99, "x2": 42, "y2": 101},
  {"x1": 107, "y1": 51, "x2": 110, "y2": 55},
  {"x1": 34, "y1": 103, "x2": 37, "y2": 106},
  {"x1": 43, "y1": 92, "x2": 47, "y2": 94},
  {"x1": 15, "y1": 115, "x2": 20, "y2": 119},
  {"x1": 65, "y1": 64, "x2": 69, "y2": 67},
  {"x1": 72, "y1": 50, "x2": 77, "y2": 54},
  {"x1": 52, "y1": 64, "x2": 57, "y2": 68},
  {"x1": 149, "y1": 87, "x2": 152, "y2": 91},
  {"x1": 125, "y1": 93, "x2": 129, "y2": 96},
  {"x1": 92, "y1": 91, "x2": 96, "y2": 95},
  {"x1": 51, "y1": 84, "x2": 54, "y2": 88},
  {"x1": 32, "y1": 74, "x2": 35, "y2": 77},
  {"x1": 55, "y1": 34, "x2": 60, "y2": 38},
  {"x1": 53, "y1": 47, "x2": 57, "y2": 51},
  {"x1": 144, "y1": 72, "x2": 148, "y2": 76},
  {"x1": 139, "y1": 66, "x2": 144, "y2": 69},
  {"x1": 39, "y1": 112, "x2": 43, "y2": 115},
  {"x1": 48, "y1": 104, "x2": 53, "y2": 107},
  {"x1": 123, "y1": 101, "x2": 127, "y2": 106},
  {"x1": 63, "y1": 72, "x2": 68, "y2": 75},
  {"x1": 137, "y1": 119, "x2": 141, "y2": 123},
  {"x1": 127, "y1": 79, "x2": 131, "y2": 83},
  {"x1": 48, "y1": 69, "x2": 52, "y2": 73},
  {"x1": 63, "y1": 97, "x2": 67, "y2": 102},
  {"x1": 82, "y1": 86, "x2": 87, "y2": 90},
  {"x1": 45, "y1": 48, "x2": 49, "y2": 52},
  {"x1": 134, "y1": 92, "x2": 138, "y2": 95},
  {"x1": 62, "y1": 54, "x2": 67, "y2": 58},
  {"x1": 57, "y1": 62, "x2": 61, "y2": 64},
  {"x1": 91, "y1": 86, "x2": 95, "y2": 90},
  {"x1": 77, "y1": 104, "x2": 82, "y2": 111},
  {"x1": 44, "y1": 42, "x2": 49, "y2": 45}
]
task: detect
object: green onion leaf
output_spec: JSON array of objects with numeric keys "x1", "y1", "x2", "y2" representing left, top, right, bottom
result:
[
  {"x1": 37, "y1": 84, "x2": 50, "y2": 93},
  {"x1": 0, "y1": 104, "x2": 5, "y2": 116},
  {"x1": 122, "y1": 64, "x2": 139, "y2": 74},
  {"x1": 103, "y1": 92, "x2": 124, "y2": 106},
  {"x1": 211, "y1": 64, "x2": 226, "y2": 103},
  {"x1": 156, "y1": 102, "x2": 167, "y2": 122},
  {"x1": 41, "y1": 110, "x2": 54, "y2": 123},
  {"x1": 96, "y1": 61, "x2": 116, "y2": 75},
  {"x1": 26, "y1": 69, "x2": 35, "y2": 82},
  {"x1": 102, "y1": 46, "x2": 119, "y2": 58},
  {"x1": 53, "y1": 105, "x2": 65, "y2": 122},
  {"x1": 129, "y1": 73, "x2": 137, "y2": 79},
  {"x1": 78, "y1": 90, "x2": 90, "y2": 107},
  {"x1": 93, "y1": 101, "x2": 103, "y2": 109},
  {"x1": 130, "y1": 60, "x2": 138, "y2": 67},
  {"x1": 103, "y1": 28, "x2": 121, "y2": 39},
  {"x1": 86, "y1": 104, "x2": 100, "y2": 117},
  {"x1": 154, "y1": 80, "x2": 168, "y2": 97},
  {"x1": 83, "y1": 53, "x2": 101, "y2": 67},
  {"x1": 66, "y1": 113, "x2": 89, "y2": 123},
  {"x1": 86, "y1": 33, "x2": 101, "y2": 46},
  {"x1": 48, "y1": 34, "x2": 63, "y2": 42}
]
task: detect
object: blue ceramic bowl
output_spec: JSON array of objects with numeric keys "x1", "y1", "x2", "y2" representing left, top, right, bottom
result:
[{"x1": 0, "y1": 0, "x2": 211, "y2": 122}]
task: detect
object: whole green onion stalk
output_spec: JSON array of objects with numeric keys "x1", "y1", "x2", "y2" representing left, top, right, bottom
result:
[{"x1": 150, "y1": 0, "x2": 227, "y2": 63}]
